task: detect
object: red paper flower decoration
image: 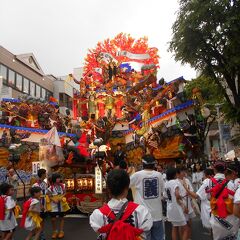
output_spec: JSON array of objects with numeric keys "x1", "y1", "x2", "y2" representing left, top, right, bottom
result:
[{"x1": 83, "y1": 33, "x2": 159, "y2": 82}]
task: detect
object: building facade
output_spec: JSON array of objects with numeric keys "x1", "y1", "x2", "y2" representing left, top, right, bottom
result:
[
  {"x1": 0, "y1": 46, "x2": 54, "y2": 100},
  {"x1": 0, "y1": 46, "x2": 82, "y2": 117},
  {"x1": 54, "y1": 67, "x2": 82, "y2": 116}
]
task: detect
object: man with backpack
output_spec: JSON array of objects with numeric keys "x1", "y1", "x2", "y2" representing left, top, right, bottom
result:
[
  {"x1": 208, "y1": 161, "x2": 239, "y2": 239},
  {"x1": 90, "y1": 169, "x2": 153, "y2": 240},
  {"x1": 130, "y1": 155, "x2": 165, "y2": 240}
]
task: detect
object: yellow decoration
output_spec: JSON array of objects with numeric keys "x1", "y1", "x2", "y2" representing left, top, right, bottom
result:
[
  {"x1": 14, "y1": 205, "x2": 21, "y2": 218},
  {"x1": 45, "y1": 195, "x2": 51, "y2": 212},
  {"x1": 47, "y1": 195, "x2": 70, "y2": 212},
  {"x1": 27, "y1": 212, "x2": 42, "y2": 229}
]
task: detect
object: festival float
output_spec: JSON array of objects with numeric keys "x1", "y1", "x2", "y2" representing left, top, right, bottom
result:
[{"x1": 0, "y1": 33, "x2": 208, "y2": 212}]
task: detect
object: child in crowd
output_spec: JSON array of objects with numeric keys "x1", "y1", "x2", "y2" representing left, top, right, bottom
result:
[
  {"x1": 32, "y1": 168, "x2": 48, "y2": 240},
  {"x1": 164, "y1": 168, "x2": 188, "y2": 240},
  {"x1": 0, "y1": 183, "x2": 17, "y2": 240},
  {"x1": 90, "y1": 169, "x2": 153, "y2": 240},
  {"x1": 21, "y1": 186, "x2": 42, "y2": 240},
  {"x1": 47, "y1": 173, "x2": 69, "y2": 239}
]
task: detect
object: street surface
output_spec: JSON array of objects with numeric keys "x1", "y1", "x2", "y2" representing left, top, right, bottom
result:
[{"x1": 15, "y1": 215, "x2": 211, "y2": 240}]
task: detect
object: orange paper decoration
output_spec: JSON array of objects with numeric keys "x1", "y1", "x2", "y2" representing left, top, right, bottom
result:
[{"x1": 83, "y1": 33, "x2": 159, "y2": 83}]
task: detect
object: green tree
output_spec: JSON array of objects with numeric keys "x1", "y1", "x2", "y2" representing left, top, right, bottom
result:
[
  {"x1": 169, "y1": 0, "x2": 240, "y2": 124},
  {"x1": 185, "y1": 76, "x2": 223, "y2": 104},
  {"x1": 184, "y1": 76, "x2": 221, "y2": 155}
]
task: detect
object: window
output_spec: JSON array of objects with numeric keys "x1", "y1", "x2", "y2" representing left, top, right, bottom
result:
[
  {"x1": 41, "y1": 88, "x2": 46, "y2": 99},
  {"x1": 46, "y1": 91, "x2": 53, "y2": 101},
  {"x1": 59, "y1": 93, "x2": 72, "y2": 109},
  {"x1": 0, "y1": 65, "x2": 7, "y2": 84},
  {"x1": 36, "y1": 85, "x2": 41, "y2": 98},
  {"x1": 16, "y1": 74, "x2": 23, "y2": 91},
  {"x1": 59, "y1": 93, "x2": 64, "y2": 106},
  {"x1": 68, "y1": 97, "x2": 72, "y2": 109},
  {"x1": 23, "y1": 78, "x2": 29, "y2": 94},
  {"x1": 8, "y1": 69, "x2": 15, "y2": 86},
  {"x1": 30, "y1": 81, "x2": 35, "y2": 96}
]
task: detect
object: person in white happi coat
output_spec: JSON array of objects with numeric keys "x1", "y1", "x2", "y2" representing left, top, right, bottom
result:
[
  {"x1": 233, "y1": 184, "x2": 240, "y2": 240},
  {"x1": 130, "y1": 155, "x2": 165, "y2": 240},
  {"x1": 183, "y1": 168, "x2": 214, "y2": 229},
  {"x1": 23, "y1": 187, "x2": 42, "y2": 240},
  {"x1": 176, "y1": 167, "x2": 196, "y2": 240},
  {"x1": 164, "y1": 168, "x2": 188, "y2": 240},
  {"x1": 185, "y1": 162, "x2": 240, "y2": 240},
  {"x1": 47, "y1": 173, "x2": 69, "y2": 239},
  {"x1": 0, "y1": 183, "x2": 17, "y2": 240},
  {"x1": 192, "y1": 163, "x2": 204, "y2": 191},
  {"x1": 32, "y1": 168, "x2": 48, "y2": 240},
  {"x1": 90, "y1": 169, "x2": 153, "y2": 240},
  {"x1": 32, "y1": 169, "x2": 48, "y2": 216}
]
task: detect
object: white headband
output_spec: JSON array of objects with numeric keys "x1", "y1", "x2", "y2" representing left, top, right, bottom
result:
[{"x1": 142, "y1": 159, "x2": 155, "y2": 165}]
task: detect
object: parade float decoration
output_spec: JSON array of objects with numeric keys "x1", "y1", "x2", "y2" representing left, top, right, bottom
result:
[
  {"x1": 39, "y1": 127, "x2": 65, "y2": 170},
  {"x1": 0, "y1": 33, "x2": 210, "y2": 212},
  {"x1": 67, "y1": 33, "x2": 204, "y2": 166}
]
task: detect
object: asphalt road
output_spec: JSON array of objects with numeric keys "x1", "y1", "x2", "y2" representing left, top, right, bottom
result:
[{"x1": 14, "y1": 216, "x2": 211, "y2": 240}]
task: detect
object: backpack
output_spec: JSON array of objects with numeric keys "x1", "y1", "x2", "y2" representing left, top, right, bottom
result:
[
  {"x1": 98, "y1": 201, "x2": 143, "y2": 240},
  {"x1": 0, "y1": 195, "x2": 7, "y2": 220},
  {"x1": 207, "y1": 178, "x2": 235, "y2": 218},
  {"x1": 20, "y1": 198, "x2": 32, "y2": 228}
]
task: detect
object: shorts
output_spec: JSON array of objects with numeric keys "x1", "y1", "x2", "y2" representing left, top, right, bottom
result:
[
  {"x1": 171, "y1": 221, "x2": 187, "y2": 227},
  {"x1": 49, "y1": 212, "x2": 65, "y2": 218},
  {"x1": 40, "y1": 212, "x2": 48, "y2": 219},
  {"x1": 1, "y1": 228, "x2": 16, "y2": 233}
]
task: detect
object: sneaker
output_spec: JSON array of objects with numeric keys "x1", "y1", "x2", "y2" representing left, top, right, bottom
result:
[
  {"x1": 58, "y1": 231, "x2": 64, "y2": 239},
  {"x1": 52, "y1": 231, "x2": 58, "y2": 239}
]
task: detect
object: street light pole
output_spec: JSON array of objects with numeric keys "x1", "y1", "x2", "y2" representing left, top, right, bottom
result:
[{"x1": 215, "y1": 103, "x2": 225, "y2": 158}]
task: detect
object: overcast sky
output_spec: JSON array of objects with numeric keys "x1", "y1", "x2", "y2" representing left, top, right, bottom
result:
[{"x1": 1, "y1": 0, "x2": 196, "y2": 81}]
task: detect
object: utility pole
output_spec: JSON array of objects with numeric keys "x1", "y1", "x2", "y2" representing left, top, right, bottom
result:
[{"x1": 215, "y1": 103, "x2": 225, "y2": 158}]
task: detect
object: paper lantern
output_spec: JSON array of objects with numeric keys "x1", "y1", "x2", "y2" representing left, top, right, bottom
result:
[
  {"x1": 77, "y1": 177, "x2": 94, "y2": 191},
  {"x1": 65, "y1": 178, "x2": 75, "y2": 191}
]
